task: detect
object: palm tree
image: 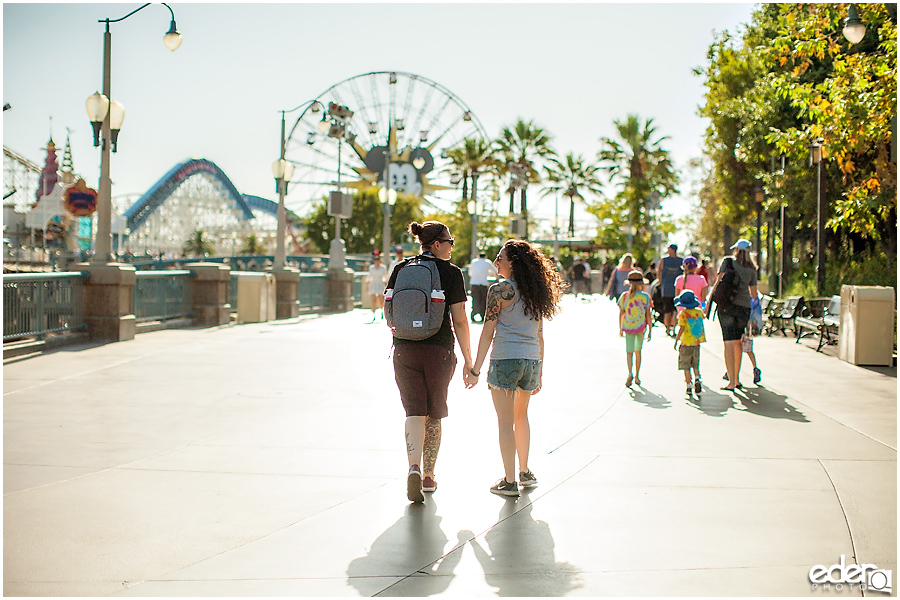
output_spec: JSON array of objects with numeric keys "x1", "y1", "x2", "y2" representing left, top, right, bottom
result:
[
  {"x1": 445, "y1": 137, "x2": 496, "y2": 204},
  {"x1": 597, "y1": 115, "x2": 679, "y2": 255},
  {"x1": 542, "y1": 153, "x2": 605, "y2": 236},
  {"x1": 182, "y1": 229, "x2": 214, "y2": 257},
  {"x1": 496, "y1": 119, "x2": 555, "y2": 239},
  {"x1": 240, "y1": 233, "x2": 267, "y2": 255}
]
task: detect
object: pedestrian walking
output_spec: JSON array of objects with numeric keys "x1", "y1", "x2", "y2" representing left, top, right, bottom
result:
[
  {"x1": 697, "y1": 258, "x2": 712, "y2": 285},
  {"x1": 568, "y1": 257, "x2": 590, "y2": 297},
  {"x1": 466, "y1": 240, "x2": 564, "y2": 498},
  {"x1": 657, "y1": 243, "x2": 682, "y2": 336},
  {"x1": 468, "y1": 252, "x2": 498, "y2": 322},
  {"x1": 705, "y1": 239, "x2": 759, "y2": 392},
  {"x1": 673, "y1": 290, "x2": 706, "y2": 397},
  {"x1": 617, "y1": 270, "x2": 653, "y2": 387},
  {"x1": 387, "y1": 221, "x2": 474, "y2": 503},
  {"x1": 674, "y1": 256, "x2": 709, "y2": 308},
  {"x1": 723, "y1": 326, "x2": 762, "y2": 385},
  {"x1": 605, "y1": 253, "x2": 634, "y2": 301},
  {"x1": 367, "y1": 253, "x2": 388, "y2": 321},
  {"x1": 387, "y1": 245, "x2": 405, "y2": 277}
]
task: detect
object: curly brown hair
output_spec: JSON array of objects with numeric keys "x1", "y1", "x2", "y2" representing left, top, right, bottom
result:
[{"x1": 502, "y1": 239, "x2": 565, "y2": 320}]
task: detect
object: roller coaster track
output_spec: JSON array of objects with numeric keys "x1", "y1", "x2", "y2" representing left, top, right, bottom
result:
[{"x1": 124, "y1": 158, "x2": 257, "y2": 231}]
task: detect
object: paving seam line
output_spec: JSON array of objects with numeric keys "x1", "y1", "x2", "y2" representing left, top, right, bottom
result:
[
  {"x1": 816, "y1": 459, "x2": 860, "y2": 567},
  {"x1": 696, "y1": 341, "x2": 896, "y2": 453},
  {"x1": 547, "y1": 388, "x2": 629, "y2": 454}
]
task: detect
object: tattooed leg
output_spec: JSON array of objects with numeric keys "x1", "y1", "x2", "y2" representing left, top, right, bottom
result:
[
  {"x1": 404, "y1": 416, "x2": 426, "y2": 468},
  {"x1": 422, "y1": 417, "x2": 442, "y2": 477}
]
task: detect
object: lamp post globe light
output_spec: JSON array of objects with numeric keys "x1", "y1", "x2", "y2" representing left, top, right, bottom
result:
[
  {"x1": 843, "y1": 4, "x2": 867, "y2": 44},
  {"x1": 85, "y1": 2, "x2": 181, "y2": 264}
]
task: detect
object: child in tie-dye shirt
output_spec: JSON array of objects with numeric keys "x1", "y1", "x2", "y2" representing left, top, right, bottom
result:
[
  {"x1": 617, "y1": 270, "x2": 653, "y2": 387},
  {"x1": 674, "y1": 290, "x2": 706, "y2": 397}
]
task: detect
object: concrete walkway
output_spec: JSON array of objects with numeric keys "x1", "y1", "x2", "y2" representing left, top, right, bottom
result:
[{"x1": 4, "y1": 294, "x2": 896, "y2": 597}]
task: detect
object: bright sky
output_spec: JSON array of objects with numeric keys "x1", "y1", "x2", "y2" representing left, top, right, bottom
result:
[{"x1": 3, "y1": 2, "x2": 756, "y2": 245}]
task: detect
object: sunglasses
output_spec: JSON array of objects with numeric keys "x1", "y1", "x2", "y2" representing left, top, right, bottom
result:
[{"x1": 437, "y1": 237, "x2": 455, "y2": 246}]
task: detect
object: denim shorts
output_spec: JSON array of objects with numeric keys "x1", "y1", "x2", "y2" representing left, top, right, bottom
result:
[{"x1": 487, "y1": 358, "x2": 542, "y2": 391}]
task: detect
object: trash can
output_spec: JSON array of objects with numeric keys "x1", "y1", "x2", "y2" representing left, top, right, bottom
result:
[
  {"x1": 838, "y1": 285, "x2": 895, "y2": 366},
  {"x1": 236, "y1": 272, "x2": 275, "y2": 323}
]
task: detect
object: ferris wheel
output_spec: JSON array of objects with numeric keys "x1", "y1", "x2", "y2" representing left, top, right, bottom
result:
[{"x1": 282, "y1": 71, "x2": 489, "y2": 216}]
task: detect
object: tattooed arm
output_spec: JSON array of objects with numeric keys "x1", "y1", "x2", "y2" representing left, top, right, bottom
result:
[{"x1": 470, "y1": 281, "x2": 515, "y2": 379}]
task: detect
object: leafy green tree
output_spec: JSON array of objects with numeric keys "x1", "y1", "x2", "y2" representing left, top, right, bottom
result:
[
  {"x1": 694, "y1": 3, "x2": 896, "y2": 293},
  {"x1": 541, "y1": 153, "x2": 605, "y2": 236},
  {"x1": 302, "y1": 188, "x2": 423, "y2": 254},
  {"x1": 496, "y1": 119, "x2": 556, "y2": 239},
  {"x1": 240, "y1": 233, "x2": 267, "y2": 255},
  {"x1": 183, "y1": 229, "x2": 214, "y2": 257},
  {"x1": 597, "y1": 115, "x2": 680, "y2": 263}
]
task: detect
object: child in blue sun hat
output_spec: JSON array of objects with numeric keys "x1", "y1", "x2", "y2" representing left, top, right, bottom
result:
[{"x1": 674, "y1": 289, "x2": 706, "y2": 397}]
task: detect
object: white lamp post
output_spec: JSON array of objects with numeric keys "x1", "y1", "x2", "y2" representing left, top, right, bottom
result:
[
  {"x1": 86, "y1": 2, "x2": 181, "y2": 264},
  {"x1": 272, "y1": 101, "x2": 322, "y2": 270},
  {"x1": 380, "y1": 185, "x2": 398, "y2": 258}
]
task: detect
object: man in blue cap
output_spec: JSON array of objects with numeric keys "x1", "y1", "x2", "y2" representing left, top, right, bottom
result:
[{"x1": 657, "y1": 243, "x2": 682, "y2": 336}]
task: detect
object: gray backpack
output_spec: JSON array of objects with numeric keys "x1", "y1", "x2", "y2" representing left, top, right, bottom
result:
[{"x1": 385, "y1": 256, "x2": 445, "y2": 340}]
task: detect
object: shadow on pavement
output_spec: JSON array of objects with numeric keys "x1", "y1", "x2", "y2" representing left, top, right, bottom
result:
[
  {"x1": 628, "y1": 386, "x2": 671, "y2": 410},
  {"x1": 346, "y1": 499, "x2": 462, "y2": 596},
  {"x1": 466, "y1": 496, "x2": 582, "y2": 596},
  {"x1": 688, "y1": 388, "x2": 738, "y2": 417},
  {"x1": 733, "y1": 386, "x2": 809, "y2": 422}
]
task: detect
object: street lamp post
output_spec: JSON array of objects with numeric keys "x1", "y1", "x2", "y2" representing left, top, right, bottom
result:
[
  {"x1": 272, "y1": 101, "x2": 322, "y2": 271},
  {"x1": 86, "y1": 2, "x2": 181, "y2": 264},
  {"x1": 469, "y1": 170, "x2": 480, "y2": 260},
  {"x1": 754, "y1": 179, "x2": 764, "y2": 278},
  {"x1": 808, "y1": 138, "x2": 827, "y2": 294}
]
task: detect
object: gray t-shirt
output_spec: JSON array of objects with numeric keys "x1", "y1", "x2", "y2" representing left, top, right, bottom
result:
[{"x1": 718, "y1": 257, "x2": 757, "y2": 308}]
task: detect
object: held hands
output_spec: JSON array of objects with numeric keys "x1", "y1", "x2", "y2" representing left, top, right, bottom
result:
[{"x1": 464, "y1": 365, "x2": 480, "y2": 389}]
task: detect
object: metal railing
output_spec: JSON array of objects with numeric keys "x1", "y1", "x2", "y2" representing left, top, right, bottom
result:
[
  {"x1": 133, "y1": 270, "x2": 193, "y2": 323},
  {"x1": 3, "y1": 272, "x2": 87, "y2": 341},
  {"x1": 299, "y1": 274, "x2": 328, "y2": 311}
]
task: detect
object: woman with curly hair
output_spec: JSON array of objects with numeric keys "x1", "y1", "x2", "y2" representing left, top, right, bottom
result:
[{"x1": 465, "y1": 239, "x2": 565, "y2": 497}]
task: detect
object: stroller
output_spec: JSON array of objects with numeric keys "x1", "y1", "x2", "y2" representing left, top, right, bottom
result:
[{"x1": 649, "y1": 279, "x2": 665, "y2": 327}]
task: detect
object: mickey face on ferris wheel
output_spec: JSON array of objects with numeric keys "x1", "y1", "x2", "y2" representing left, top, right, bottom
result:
[{"x1": 361, "y1": 144, "x2": 433, "y2": 198}]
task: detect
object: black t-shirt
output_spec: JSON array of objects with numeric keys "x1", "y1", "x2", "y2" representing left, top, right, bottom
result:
[{"x1": 387, "y1": 254, "x2": 466, "y2": 349}]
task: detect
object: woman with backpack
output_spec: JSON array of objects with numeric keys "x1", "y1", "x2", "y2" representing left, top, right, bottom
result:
[
  {"x1": 704, "y1": 239, "x2": 758, "y2": 391},
  {"x1": 385, "y1": 220, "x2": 474, "y2": 503},
  {"x1": 465, "y1": 240, "x2": 565, "y2": 497}
]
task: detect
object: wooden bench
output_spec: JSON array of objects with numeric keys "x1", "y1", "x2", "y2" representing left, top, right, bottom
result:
[
  {"x1": 766, "y1": 296, "x2": 805, "y2": 337},
  {"x1": 795, "y1": 295, "x2": 841, "y2": 352}
]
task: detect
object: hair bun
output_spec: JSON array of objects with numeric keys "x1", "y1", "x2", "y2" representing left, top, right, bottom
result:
[{"x1": 408, "y1": 222, "x2": 423, "y2": 237}]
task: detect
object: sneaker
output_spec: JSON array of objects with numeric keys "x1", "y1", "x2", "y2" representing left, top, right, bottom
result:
[
  {"x1": 490, "y1": 478, "x2": 520, "y2": 497},
  {"x1": 519, "y1": 470, "x2": 538, "y2": 488},
  {"x1": 422, "y1": 476, "x2": 437, "y2": 493},
  {"x1": 686, "y1": 384, "x2": 693, "y2": 396},
  {"x1": 753, "y1": 367, "x2": 762, "y2": 384},
  {"x1": 407, "y1": 465, "x2": 424, "y2": 503},
  {"x1": 694, "y1": 378, "x2": 702, "y2": 394}
]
